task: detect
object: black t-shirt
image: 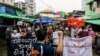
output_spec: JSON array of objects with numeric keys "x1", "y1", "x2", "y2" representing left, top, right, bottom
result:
[{"x1": 25, "y1": 31, "x2": 32, "y2": 39}]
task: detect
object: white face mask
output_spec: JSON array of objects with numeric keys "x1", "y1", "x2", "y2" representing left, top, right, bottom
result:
[
  {"x1": 65, "y1": 27, "x2": 68, "y2": 30},
  {"x1": 13, "y1": 30, "x2": 18, "y2": 33},
  {"x1": 27, "y1": 28, "x2": 31, "y2": 31}
]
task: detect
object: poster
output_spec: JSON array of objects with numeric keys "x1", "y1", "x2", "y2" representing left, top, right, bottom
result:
[
  {"x1": 63, "y1": 36, "x2": 93, "y2": 56},
  {"x1": 7, "y1": 38, "x2": 33, "y2": 56}
]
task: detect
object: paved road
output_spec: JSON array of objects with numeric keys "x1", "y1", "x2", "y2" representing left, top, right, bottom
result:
[
  {"x1": 0, "y1": 39, "x2": 99, "y2": 56},
  {"x1": 0, "y1": 39, "x2": 7, "y2": 56}
]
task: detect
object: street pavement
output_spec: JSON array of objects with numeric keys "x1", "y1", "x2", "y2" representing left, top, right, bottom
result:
[{"x1": 0, "y1": 39, "x2": 7, "y2": 56}]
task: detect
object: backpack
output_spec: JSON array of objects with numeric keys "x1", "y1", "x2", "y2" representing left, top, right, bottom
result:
[{"x1": 32, "y1": 43, "x2": 55, "y2": 56}]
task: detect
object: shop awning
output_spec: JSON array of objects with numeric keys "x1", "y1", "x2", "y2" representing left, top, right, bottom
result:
[
  {"x1": 0, "y1": 14, "x2": 16, "y2": 19},
  {"x1": 83, "y1": 13, "x2": 100, "y2": 20},
  {"x1": 83, "y1": 13, "x2": 100, "y2": 25},
  {"x1": 13, "y1": 16, "x2": 34, "y2": 23},
  {"x1": 0, "y1": 14, "x2": 34, "y2": 23},
  {"x1": 86, "y1": 19, "x2": 100, "y2": 25}
]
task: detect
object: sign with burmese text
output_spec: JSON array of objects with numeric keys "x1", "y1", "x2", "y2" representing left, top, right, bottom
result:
[
  {"x1": 63, "y1": 36, "x2": 93, "y2": 56},
  {"x1": 7, "y1": 38, "x2": 33, "y2": 56}
]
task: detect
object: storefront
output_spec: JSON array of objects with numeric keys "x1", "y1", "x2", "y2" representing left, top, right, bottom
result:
[{"x1": 0, "y1": 3, "x2": 33, "y2": 38}]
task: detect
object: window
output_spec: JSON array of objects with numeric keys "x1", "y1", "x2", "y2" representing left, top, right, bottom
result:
[
  {"x1": 0, "y1": 6, "x2": 5, "y2": 13},
  {"x1": 11, "y1": 0, "x2": 13, "y2": 2},
  {"x1": 3, "y1": 0, "x2": 5, "y2": 2},
  {"x1": 97, "y1": 1, "x2": 100, "y2": 8},
  {"x1": 5, "y1": 6, "x2": 15, "y2": 15},
  {"x1": 11, "y1": 0, "x2": 13, "y2": 3},
  {"x1": 22, "y1": 8, "x2": 25, "y2": 11},
  {"x1": 89, "y1": 2, "x2": 93, "y2": 11},
  {"x1": 30, "y1": 0, "x2": 33, "y2": 2},
  {"x1": 22, "y1": 4, "x2": 25, "y2": 6}
]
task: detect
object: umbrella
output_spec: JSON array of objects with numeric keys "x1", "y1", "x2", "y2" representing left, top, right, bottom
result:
[{"x1": 34, "y1": 18, "x2": 53, "y2": 24}]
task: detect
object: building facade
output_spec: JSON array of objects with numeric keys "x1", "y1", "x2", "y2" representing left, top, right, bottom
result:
[
  {"x1": 82, "y1": 0, "x2": 86, "y2": 11},
  {"x1": 82, "y1": 0, "x2": 100, "y2": 15},
  {"x1": 14, "y1": 0, "x2": 36, "y2": 16},
  {"x1": 0, "y1": 0, "x2": 14, "y2": 5},
  {"x1": 14, "y1": 2, "x2": 26, "y2": 14},
  {"x1": 82, "y1": 0, "x2": 100, "y2": 25},
  {"x1": 25, "y1": 0, "x2": 36, "y2": 16},
  {"x1": 95, "y1": 0, "x2": 100, "y2": 13}
]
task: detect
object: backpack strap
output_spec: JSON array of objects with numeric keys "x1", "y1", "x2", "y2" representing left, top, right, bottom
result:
[{"x1": 40, "y1": 44, "x2": 43, "y2": 56}]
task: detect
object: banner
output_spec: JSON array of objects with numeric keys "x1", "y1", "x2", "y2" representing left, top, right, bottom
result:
[
  {"x1": 63, "y1": 36, "x2": 93, "y2": 56},
  {"x1": 67, "y1": 17, "x2": 85, "y2": 28},
  {"x1": 17, "y1": 21, "x2": 23, "y2": 26},
  {"x1": 7, "y1": 38, "x2": 33, "y2": 56}
]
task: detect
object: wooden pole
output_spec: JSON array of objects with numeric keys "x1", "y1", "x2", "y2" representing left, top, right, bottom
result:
[
  {"x1": 40, "y1": 18, "x2": 43, "y2": 29},
  {"x1": 14, "y1": 19, "x2": 16, "y2": 27}
]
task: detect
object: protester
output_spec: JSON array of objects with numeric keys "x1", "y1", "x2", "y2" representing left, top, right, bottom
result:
[
  {"x1": 6, "y1": 26, "x2": 13, "y2": 56},
  {"x1": 78, "y1": 27, "x2": 89, "y2": 38},
  {"x1": 26, "y1": 26, "x2": 32, "y2": 38},
  {"x1": 34, "y1": 24, "x2": 40, "y2": 32},
  {"x1": 11, "y1": 28, "x2": 21, "y2": 39},
  {"x1": 95, "y1": 32, "x2": 100, "y2": 54},
  {"x1": 20, "y1": 28, "x2": 27, "y2": 38},
  {"x1": 5, "y1": 26, "x2": 13, "y2": 39},
  {"x1": 6, "y1": 20, "x2": 98, "y2": 56},
  {"x1": 52, "y1": 28, "x2": 60, "y2": 47},
  {"x1": 64, "y1": 27, "x2": 70, "y2": 37},
  {"x1": 56, "y1": 30, "x2": 63, "y2": 56},
  {"x1": 32, "y1": 30, "x2": 37, "y2": 42},
  {"x1": 88, "y1": 28, "x2": 96, "y2": 43},
  {"x1": 32, "y1": 29, "x2": 55, "y2": 56},
  {"x1": 71, "y1": 28, "x2": 82, "y2": 38},
  {"x1": 47, "y1": 26, "x2": 53, "y2": 44}
]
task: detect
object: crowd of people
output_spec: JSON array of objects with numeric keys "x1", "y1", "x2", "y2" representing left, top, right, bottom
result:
[{"x1": 5, "y1": 21, "x2": 100, "y2": 56}]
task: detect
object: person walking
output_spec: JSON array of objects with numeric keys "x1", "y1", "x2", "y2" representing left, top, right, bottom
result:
[
  {"x1": 52, "y1": 28, "x2": 60, "y2": 48},
  {"x1": 32, "y1": 29, "x2": 55, "y2": 56}
]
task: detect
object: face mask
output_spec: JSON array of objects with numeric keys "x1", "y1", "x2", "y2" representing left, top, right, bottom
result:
[
  {"x1": 13, "y1": 30, "x2": 17, "y2": 33},
  {"x1": 27, "y1": 28, "x2": 31, "y2": 31},
  {"x1": 65, "y1": 28, "x2": 68, "y2": 30}
]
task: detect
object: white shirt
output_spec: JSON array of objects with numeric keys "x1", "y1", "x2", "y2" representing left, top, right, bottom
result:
[
  {"x1": 52, "y1": 31, "x2": 59, "y2": 45},
  {"x1": 52, "y1": 31, "x2": 59, "y2": 39}
]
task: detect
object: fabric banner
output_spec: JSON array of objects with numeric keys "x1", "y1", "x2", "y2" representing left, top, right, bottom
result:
[
  {"x1": 67, "y1": 17, "x2": 85, "y2": 28},
  {"x1": 7, "y1": 38, "x2": 33, "y2": 56},
  {"x1": 63, "y1": 36, "x2": 93, "y2": 56}
]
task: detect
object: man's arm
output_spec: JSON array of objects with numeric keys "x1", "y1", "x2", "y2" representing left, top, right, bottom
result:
[{"x1": 56, "y1": 31, "x2": 63, "y2": 56}]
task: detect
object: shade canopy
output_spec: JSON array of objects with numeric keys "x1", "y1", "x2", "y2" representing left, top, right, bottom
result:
[
  {"x1": 83, "y1": 13, "x2": 100, "y2": 19},
  {"x1": 83, "y1": 13, "x2": 100, "y2": 25},
  {"x1": 86, "y1": 19, "x2": 100, "y2": 25},
  {"x1": 0, "y1": 14, "x2": 34, "y2": 23}
]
